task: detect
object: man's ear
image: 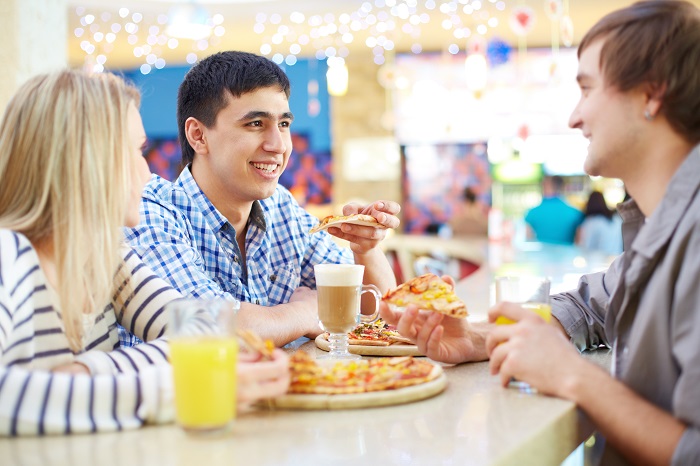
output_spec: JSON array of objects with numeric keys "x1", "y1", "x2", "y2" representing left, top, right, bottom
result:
[
  {"x1": 184, "y1": 117, "x2": 208, "y2": 155},
  {"x1": 644, "y1": 82, "x2": 666, "y2": 119}
]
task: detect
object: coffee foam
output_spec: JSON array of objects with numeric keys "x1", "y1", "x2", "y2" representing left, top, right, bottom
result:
[{"x1": 314, "y1": 264, "x2": 364, "y2": 286}]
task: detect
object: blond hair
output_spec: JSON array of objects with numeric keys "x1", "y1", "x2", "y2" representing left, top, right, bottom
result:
[{"x1": 0, "y1": 70, "x2": 141, "y2": 351}]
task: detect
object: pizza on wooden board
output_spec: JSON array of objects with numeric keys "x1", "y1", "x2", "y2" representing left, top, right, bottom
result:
[
  {"x1": 288, "y1": 350, "x2": 441, "y2": 395},
  {"x1": 382, "y1": 273, "x2": 469, "y2": 318},
  {"x1": 321, "y1": 319, "x2": 413, "y2": 347},
  {"x1": 309, "y1": 213, "x2": 388, "y2": 234}
]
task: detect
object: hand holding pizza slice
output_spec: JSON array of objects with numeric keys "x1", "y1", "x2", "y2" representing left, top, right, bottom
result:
[
  {"x1": 309, "y1": 213, "x2": 389, "y2": 235},
  {"x1": 382, "y1": 273, "x2": 468, "y2": 319}
]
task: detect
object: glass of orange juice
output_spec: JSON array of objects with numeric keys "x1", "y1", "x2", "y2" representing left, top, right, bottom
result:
[
  {"x1": 494, "y1": 276, "x2": 551, "y2": 324},
  {"x1": 168, "y1": 299, "x2": 239, "y2": 434},
  {"x1": 494, "y1": 276, "x2": 550, "y2": 391}
]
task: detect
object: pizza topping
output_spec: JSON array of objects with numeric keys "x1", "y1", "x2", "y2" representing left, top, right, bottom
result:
[
  {"x1": 288, "y1": 350, "x2": 440, "y2": 394},
  {"x1": 383, "y1": 273, "x2": 469, "y2": 319},
  {"x1": 324, "y1": 319, "x2": 413, "y2": 347}
]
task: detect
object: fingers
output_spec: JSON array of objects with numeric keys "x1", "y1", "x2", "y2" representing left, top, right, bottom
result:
[
  {"x1": 379, "y1": 301, "x2": 399, "y2": 325},
  {"x1": 440, "y1": 275, "x2": 456, "y2": 289},
  {"x1": 394, "y1": 305, "x2": 421, "y2": 340},
  {"x1": 343, "y1": 201, "x2": 401, "y2": 229},
  {"x1": 237, "y1": 350, "x2": 290, "y2": 405},
  {"x1": 422, "y1": 319, "x2": 445, "y2": 358},
  {"x1": 415, "y1": 312, "x2": 444, "y2": 349},
  {"x1": 488, "y1": 302, "x2": 531, "y2": 324}
]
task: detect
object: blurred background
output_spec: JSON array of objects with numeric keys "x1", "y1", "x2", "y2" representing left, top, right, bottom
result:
[{"x1": 5, "y1": 0, "x2": 695, "y2": 279}]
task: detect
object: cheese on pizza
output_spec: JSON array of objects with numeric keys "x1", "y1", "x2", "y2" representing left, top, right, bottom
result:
[
  {"x1": 383, "y1": 273, "x2": 468, "y2": 318},
  {"x1": 288, "y1": 351, "x2": 440, "y2": 395}
]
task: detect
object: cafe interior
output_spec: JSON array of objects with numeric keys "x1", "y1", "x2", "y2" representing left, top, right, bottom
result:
[{"x1": 3, "y1": 0, "x2": 699, "y2": 465}]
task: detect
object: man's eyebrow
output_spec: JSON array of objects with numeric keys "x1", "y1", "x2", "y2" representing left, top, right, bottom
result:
[{"x1": 239, "y1": 110, "x2": 294, "y2": 121}]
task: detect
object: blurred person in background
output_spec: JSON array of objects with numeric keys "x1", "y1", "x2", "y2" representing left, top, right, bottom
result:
[
  {"x1": 0, "y1": 70, "x2": 289, "y2": 436},
  {"x1": 448, "y1": 186, "x2": 488, "y2": 237},
  {"x1": 525, "y1": 175, "x2": 584, "y2": 244},
  {"x1": 382, "y1": 1, "x2": 700, "y2": 464},
  {"x1": 577, "y1": 190, "x2": 623, "y2": 255}
]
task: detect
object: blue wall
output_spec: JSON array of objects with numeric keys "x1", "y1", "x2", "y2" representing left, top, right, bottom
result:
[{"x1": 121, "y1": 58, "x2": 331, "y2": 152}]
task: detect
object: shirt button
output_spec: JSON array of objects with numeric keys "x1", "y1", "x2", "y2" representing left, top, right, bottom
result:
[
  {"x1": 233, "y1": 256, "x2": 239, "y2": 263},
  {"x1": 270, "y1": 274, "x2": 277, "y2": 283}
]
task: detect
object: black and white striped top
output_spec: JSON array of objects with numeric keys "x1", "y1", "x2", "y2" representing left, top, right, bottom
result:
[{"x1": 0, "y1": 229, "x2": 184, "y2": 436}]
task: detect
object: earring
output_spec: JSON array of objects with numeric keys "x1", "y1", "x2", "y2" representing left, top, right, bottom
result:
[{"x1": 644, "y1": 109, "x2": 654, "y2": 121}]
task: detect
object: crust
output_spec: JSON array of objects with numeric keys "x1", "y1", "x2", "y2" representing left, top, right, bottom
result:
[
  {"x1": 383, "y1": 273, "x2": 469, "y2": 319},
  {"x1": 309, "y1": 214, "x2": 387, "y2": 234}
]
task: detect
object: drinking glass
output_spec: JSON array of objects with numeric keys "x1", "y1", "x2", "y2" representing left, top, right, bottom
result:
[
  {"x1": 168, "y1": 299, "x2": 239, "y2": 434},
  {"x1": 494, "y1": 276, "x2": 551, "y2": 391},
  {"x1": 314, "y1": 264, "x2": 382, "y2": 360}
]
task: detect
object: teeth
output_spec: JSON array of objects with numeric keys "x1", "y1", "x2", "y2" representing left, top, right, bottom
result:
[{"x1": 252, "y1": 162, "x2": 277, "y2": 173}]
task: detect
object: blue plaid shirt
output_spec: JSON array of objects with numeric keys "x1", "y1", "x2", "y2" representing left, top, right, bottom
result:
[{"x1": 120, "y1": 167, "x2": 353, "y2": 346}]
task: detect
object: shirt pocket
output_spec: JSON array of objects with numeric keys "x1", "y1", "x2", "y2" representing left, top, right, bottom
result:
[{"x1": 266, "y1": 263, "x2": 301, "y2": 305}]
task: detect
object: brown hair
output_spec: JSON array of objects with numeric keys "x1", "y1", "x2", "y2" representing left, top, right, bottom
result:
[{"x1": 579, "y1": 0, "x2": 700, "y2": 143}]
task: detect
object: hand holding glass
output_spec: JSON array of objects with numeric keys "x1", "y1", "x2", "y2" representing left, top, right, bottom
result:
[
  {"x1": 168, "y1": 299, "x2": 239, "y2": 434},
  {"x1": 494, "y1": 276, "x2": 551, "y2": 324},
  {"x1": 315, "y1": 264, "x2": 382, "y2": 360},
  {"x1": 494, "y1": 276, "x2": 551, "y2": 391}
]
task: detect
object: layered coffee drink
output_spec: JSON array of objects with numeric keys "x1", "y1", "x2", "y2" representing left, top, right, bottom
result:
[
  {"x1": 317, "y1": 285, "x2": 360, "y2": 334},
  {"x1": 314, "y1": 263, "x2": 381, "y2": 359}
]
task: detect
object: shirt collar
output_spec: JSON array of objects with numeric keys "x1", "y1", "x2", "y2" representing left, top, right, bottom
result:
[
  {"x1": 626, "y1": 143, "x2": 700, "y2": 259},
  {"x1": 175, "y1": 165, "x2": 268, "y2": 233},
  {"x1": 175, "y1": 165, "x2": 229, "y2": 233}
]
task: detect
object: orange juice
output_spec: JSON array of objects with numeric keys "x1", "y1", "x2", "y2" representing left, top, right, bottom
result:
[
  {"x1": 495, "y1": 303, "x2": 552, "y2": 325},
  {"x1": 170, "y1": 337, "x2": 238, "y2": 431}
]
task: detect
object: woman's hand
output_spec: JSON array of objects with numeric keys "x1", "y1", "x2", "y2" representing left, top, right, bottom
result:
[{"x1": 237, "y1": 349, "x2": 290, "y2": 411}]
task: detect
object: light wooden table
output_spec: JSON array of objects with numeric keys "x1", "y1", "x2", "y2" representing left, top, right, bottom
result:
[
  {"x1": 0, "y1": 240, "x2": 616, "y2": 465},
  {"x1": 0, "y1": 338, "x2": 609, "y2": 466}
]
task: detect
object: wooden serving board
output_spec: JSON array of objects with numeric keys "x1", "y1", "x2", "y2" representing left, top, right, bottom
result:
[
  {"x1": 314, "y1": 334, "x2": 424, "y2": 357},
  {"x1": 263, "y1": 371, "x2": 447, "y2": 410}
]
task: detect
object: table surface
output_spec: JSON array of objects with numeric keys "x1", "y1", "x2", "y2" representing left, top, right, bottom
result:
[{"x1": 0, "y1": 239, "x2": 614, "y2": 466}]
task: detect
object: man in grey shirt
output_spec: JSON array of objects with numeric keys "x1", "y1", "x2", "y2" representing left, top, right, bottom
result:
[{"x1": 380, "y1": 1, "x2": 700, "y2": 464}]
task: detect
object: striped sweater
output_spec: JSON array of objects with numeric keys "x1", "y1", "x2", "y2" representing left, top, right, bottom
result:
[{"x1": 0, "y1": 229, "x2": 184, "y2": 436}]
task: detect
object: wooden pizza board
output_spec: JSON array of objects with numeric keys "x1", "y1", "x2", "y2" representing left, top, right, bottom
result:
[
  {"x1": 263, "y1": 371, "x2": 447, "y2": 410},
  {"x1": 314, "y1": 334, "x2": 424, "y2": 357}
]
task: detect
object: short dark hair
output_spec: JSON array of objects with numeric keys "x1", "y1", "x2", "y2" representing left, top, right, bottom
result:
[
  {"x1": 177, "y1": 51, "x2": 291, "y2": 166},
  {"x1": 579, "y1": 0, "x2": 700, "y2": 144}
]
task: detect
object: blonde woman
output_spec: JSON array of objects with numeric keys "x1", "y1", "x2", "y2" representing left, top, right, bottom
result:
[{"x1": 0, "y1": 70, "x2": 289, "y2": 436}]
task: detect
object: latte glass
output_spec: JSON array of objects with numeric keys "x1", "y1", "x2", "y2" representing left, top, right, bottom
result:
[{"x1": 314, "y1": 264, "x2": 382, "y2": 360}]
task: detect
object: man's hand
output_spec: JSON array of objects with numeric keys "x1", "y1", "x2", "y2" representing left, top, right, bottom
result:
[
  {"x1": 328, "y1": 201, "x2": 401, "y2": 255},
  {"x1": 380, "y1": 299, "x2": 489, "y2": 364},
  {"x1": 486, "y1": 302, "x2": 582, "y2": 395}
]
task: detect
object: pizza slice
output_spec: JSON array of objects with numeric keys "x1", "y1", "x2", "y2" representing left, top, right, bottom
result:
[
  {"x1": 383, "y1": 273, "x2": 469, "y2": 319},
  {"x1": 309, "y1": 213, "x2": 388, "y2": 235},
  {"x1": 347, "y1": 319, "x2": 412, "y2": 346},
  {"x1": 237, "y1": 329, "x2": 275, "y2": 360}
]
